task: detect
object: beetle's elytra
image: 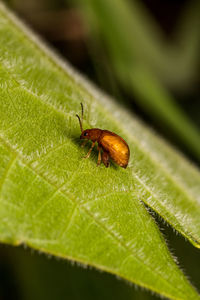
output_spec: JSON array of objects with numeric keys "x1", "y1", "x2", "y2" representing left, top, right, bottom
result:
[{"x1": 76, "y1": 103, "x2": 130, "y2": 168}]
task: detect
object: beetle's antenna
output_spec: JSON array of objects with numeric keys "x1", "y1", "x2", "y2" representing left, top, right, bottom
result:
[
  {"x1": 81, "y1": 102, "x2": 84, "y2": 124},
  {"x1": 76, "y1": 114, "x2": 83, "y2": 132},
  {"x1": 76, "y1": 103, "x2": 84, "y2": 133}
]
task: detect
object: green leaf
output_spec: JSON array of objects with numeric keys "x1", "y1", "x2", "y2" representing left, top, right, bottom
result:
[{"x1": 0, "y1": 3, "x2": 200, "y2": 299}]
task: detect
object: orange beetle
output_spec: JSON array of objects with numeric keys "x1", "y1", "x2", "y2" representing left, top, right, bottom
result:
[{"x1": 76, "y1": 103, "x2": 130, "y2": 168}]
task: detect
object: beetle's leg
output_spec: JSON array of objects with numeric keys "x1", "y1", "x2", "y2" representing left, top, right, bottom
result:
[
  {"x1": 81, "y1": 140, "x2": 87, "y2": 148},
  {"x1": 97, "y1": 146, "x2": 101, "y2": 166},
  {"x1": 84, "y1": 141, "x2": 95, "y2": 159},
  {"x1": 102, "y1": 151, "x2": 110, "y2": 168}
]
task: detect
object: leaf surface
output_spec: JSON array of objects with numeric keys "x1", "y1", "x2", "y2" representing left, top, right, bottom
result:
[{"x1": 0, "y1": 3, "x2": 200, "y2": 299}]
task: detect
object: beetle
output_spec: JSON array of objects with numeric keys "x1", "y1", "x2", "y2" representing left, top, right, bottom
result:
[{"x1": 76, "y1": 103, "x2": 130, "y2": 168}]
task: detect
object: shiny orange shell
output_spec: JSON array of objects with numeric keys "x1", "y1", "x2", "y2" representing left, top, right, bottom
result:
[{"x1": 99, "y1": 130, "x2": 130, "y2": 168}]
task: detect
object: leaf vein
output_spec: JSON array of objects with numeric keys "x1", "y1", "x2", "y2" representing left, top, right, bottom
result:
[{"x1": 0, "y1": 154, "x2": 17, "y2": 192}]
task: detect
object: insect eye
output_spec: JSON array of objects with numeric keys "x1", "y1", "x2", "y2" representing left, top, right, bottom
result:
[{"x1": 84, "y1": 132, "x2": 88, "y2": 136}]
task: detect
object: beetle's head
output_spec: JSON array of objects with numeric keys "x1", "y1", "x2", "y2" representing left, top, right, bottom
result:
[{"x1": 80, "y1": 129, "x2": 90, "y2": 140}]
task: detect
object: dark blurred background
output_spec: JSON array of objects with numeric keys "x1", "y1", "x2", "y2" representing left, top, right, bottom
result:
[{"x1": 1, "y1": 0, "x2": 200, "y2": 299}]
